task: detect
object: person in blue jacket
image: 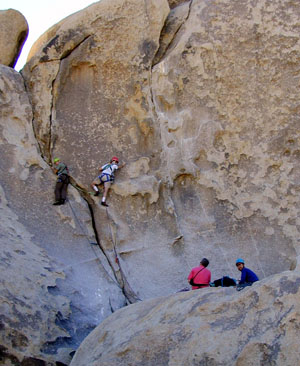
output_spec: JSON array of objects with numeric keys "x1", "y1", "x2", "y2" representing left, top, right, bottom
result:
[{"x1": 235, "y1": 258, "x2": 259, "y2": 291}]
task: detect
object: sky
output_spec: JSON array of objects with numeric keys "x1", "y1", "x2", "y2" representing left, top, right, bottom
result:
[{"x1": 1, "y1": 0, "x2": 97, "y2": 71}]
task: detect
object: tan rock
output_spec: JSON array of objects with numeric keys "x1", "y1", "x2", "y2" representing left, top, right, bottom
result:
[
  {"x1": 152, "y1": 0, "x2": 300, "y2": 273},
  {"x1": 22, "y1": 0, "x2": 170, "y2": 166},
  {"x1": 0, "y1": 9, "x2": 28, "y2": 67},
  {"x1": 154, "y1": 1, "x2": 190, "y2": 65},
  {"x1": 20, "y1": 0, "x2": 300, "y2": 303},
  {"x1": 168, "y1": 0, "x2": 190, "y2": 9},
  {"x1": 2, "y1": 0, "x2": 300, "y2": 363},
  {"x1": 70, "y1": 271, "x2": 300, "y2": 366}
]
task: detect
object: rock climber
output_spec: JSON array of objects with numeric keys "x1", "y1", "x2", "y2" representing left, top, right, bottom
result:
[
  {"x1": 91, "y1": 156, "x2": 125, "y2": 207},
  {"x1": 235, "y1": 258, "x2": 259, "y2": 291},
  {"x1": 188, "y1": 258, "x2": 211, "y2": 290},
  {"x1": 52, "y1": 157, "x2": 69, "y2": 205}
]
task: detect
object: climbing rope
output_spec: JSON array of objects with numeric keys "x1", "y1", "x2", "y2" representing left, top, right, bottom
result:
[
  {"x1": 70, "y1": 180, "x2": 95, "y2": 196},
  {"x1": 216, "y1": 242, "x2": 236, "y2": 279},
  {"x1": 105, "y1": 207, "x2": 142, "y2": 302},
  {"x1": 66, "y1": 198, "x2": 122, "y2": 289}
]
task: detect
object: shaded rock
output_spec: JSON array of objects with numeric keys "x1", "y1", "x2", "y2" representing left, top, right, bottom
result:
[
  {"x1": 0, "y1": 64, "x2": 126, "y2": 364},
  {"x1": 0, "y1": 9, "x2": 28, "y2": 68},
  {"x1": 168, "y1": 0, "x2": 190, "y2": 9},
  {"x1": 70, "y1": 271, "x2": 300, "y2": 366},
  {"x1": 0, "y1": 168, "x2": 70, "y2": 365},
  {"x1": 154, "y1": 1, "x2": 191, "y2": 65}
]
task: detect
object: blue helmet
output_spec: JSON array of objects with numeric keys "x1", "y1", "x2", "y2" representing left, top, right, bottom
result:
[{"x1": 236, "y1": 258, "x2": 245, "y2": 265}]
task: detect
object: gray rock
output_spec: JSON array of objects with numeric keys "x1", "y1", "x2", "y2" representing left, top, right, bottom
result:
[
  {"x1": 70, "y1": 272, "x2": 300, "y2": 366},
  {"x1": 0, "y1": 64, "x2": 126, "y2": 365},
  {"x1": 2, "y1": 0, "x2": 300, "y2": 364}
]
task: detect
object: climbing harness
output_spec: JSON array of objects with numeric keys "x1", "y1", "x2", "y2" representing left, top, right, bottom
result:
[{"x1": 98, "y1": 172, "x2": 114, "y2": 183}]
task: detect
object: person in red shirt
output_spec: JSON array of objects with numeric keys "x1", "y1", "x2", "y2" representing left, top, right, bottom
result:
[{"x1": 188, "y1": 258, "x2": 211, "y2": 290}]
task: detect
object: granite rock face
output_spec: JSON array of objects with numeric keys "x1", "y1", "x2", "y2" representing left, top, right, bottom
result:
[
  {"x1": 152, "y1": 0, "x2": 300, "y2": 277},
  {"x1": 0, "y1": 9, "x2": 28, "y2": 67},
  {"x1": 70, "y1": 271, "x2": 300, "y2": 366},
  {"x1": 2, "y1": 0, "x2": 300, "y2": 364},
  {"x1": 0, "y1": 64, "x2": 126, "y2": 365},
  {"x1": 22, "y1": 0, "x2": 300, "y2": 301}
]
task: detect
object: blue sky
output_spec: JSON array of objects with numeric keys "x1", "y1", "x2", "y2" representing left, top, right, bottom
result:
[{"x1": 1, "y1": 0, "x2": 96, "y2": 70}]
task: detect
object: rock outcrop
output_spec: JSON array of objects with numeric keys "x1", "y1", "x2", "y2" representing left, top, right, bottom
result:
[
  {"x1": 1, "y1": 0, "x2": 300, "y2": 364},
  {"x1": 21, "y1": 0, "x2": 300, "y2": 301},
  {"x1": 0, "y1": 64, "x2": 126, "y2": 365},
  {"x1": 0, "y1": 9, "x2": 28, "y2": 68},
  {"x1": 70, "y1": 271, "x2": 300, "y2": 366}
]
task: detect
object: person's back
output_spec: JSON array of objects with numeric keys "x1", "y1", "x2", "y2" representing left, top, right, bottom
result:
[{"x1": 188, "y1": 258, "x2": 211, "y2": 290}]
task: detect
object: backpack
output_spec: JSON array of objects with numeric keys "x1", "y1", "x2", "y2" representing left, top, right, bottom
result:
[{"x1": 212, "y1": 276, "x2": 236, "y2": 287}]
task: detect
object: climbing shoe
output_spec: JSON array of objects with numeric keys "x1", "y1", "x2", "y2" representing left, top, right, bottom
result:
[
  {"x1": 60, "y1": 199, "x2": 65, "y2": 205},
  {"x1": 94, "y1": 191, "x2": 100, "y2": 196},
  {"x1": 53, "y1": 201, "x2": 61, "y2": 205},
  {"x1": 101, "y1": 201, "x2": 109, "y2": 207}
]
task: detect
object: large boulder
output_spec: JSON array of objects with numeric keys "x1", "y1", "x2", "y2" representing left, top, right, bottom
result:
[
  {"x1": 0, "y1": 9, "x2": 28, "y2": 67},
  {"x1": 2, "y1": 0, "x2": 300, "y2": 363},
  {"x1": 70, "y1": 271, "x2": 300, "y2": 366},
  {"x1": 21, "y1": 0, "x2": 300, "y2": 302},
  {"x1": 22, "y1": 0, "x2": 181, "y2": 302}
]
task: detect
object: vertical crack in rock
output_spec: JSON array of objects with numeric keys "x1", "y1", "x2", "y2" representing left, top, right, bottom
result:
[
  {"x1": 21, "y1": 74, "x2": 45, "y2": 160},
  {"x1": 152, "y1": 0, "x2": 193, "y2": 66},
  {"x1": 104, "y1": 209, "x2": 142, "y2": 304},
  {"x1": 48, "y1": 78, "x2": 55, "y2": 163},
  {"x1": 68, "y1": 178, "x2": 140, "y2": 304}
]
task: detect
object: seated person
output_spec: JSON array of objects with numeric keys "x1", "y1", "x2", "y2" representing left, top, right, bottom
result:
[
  {"x1": 235, "y1": 258, "x2": 259, "y2": 291},
  {"x1": 188, "y1": 258, "x2": 211, "y2": 290}
]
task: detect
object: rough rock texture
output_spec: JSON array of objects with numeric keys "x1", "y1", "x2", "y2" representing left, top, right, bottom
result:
[
  {"x1": 0, "y1": 183, "x2": 69, "y2": 366},
  {"x1": 154, "y1": 1, "x2": 191, "y2": 65},
  {"x1": 168, "y1": 0, "x2": 190, "y2": 10},
  {"x1": 0, "y1": 9, "x2": 28, "y2": 68},
  {"x1": 22, "y1": 0, "x2": 178, "y2": 302},
  {"x1": 151, "y1": 0, "x2": 300, "y2": 276},
  {"x1": 0, "y1": 64, "x2": 126, "y2": 365},
  {"x1": 2, "y1": 0, "x2": 300, "y2": 363},
  {"x1": 70, "y1": 271, "x2": 300, "y2": 366},
  {"x1": 22, "y1": 0, "x2": 300, "y2": 302}
]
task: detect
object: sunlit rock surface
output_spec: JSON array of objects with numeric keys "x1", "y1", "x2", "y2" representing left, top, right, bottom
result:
[
  {"x1": 22, "y1": 0, "x2": 299, "y2": 300},
  {"x1": 0, "y1": 9, "x2": 28, "y2": 67},
  {"x1": 1, "y1": 0, "x2": 300, "y2": 364},
  {"x1": 70, "y1": 271, "x2": 300, "y2": 366}
]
